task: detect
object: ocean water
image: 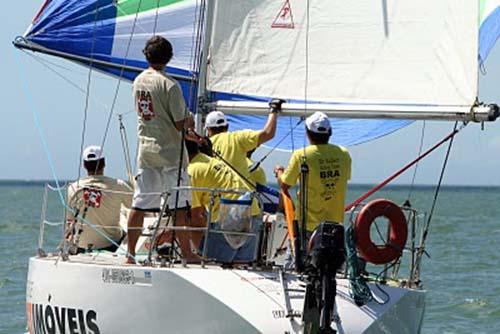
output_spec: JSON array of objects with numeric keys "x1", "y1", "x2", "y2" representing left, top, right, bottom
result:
[{"x1": 1, "y1": 182, "x2": 499, "y2": 333}]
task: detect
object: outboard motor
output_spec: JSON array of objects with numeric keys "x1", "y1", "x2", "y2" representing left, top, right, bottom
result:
[{"x1": 303, "y1": 222, "x2": 345, "y2": 334}]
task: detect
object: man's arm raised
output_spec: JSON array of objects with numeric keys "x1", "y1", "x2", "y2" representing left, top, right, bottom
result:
[{"x1": 257, "y1": 99, "x2": 284, "y2": 146}]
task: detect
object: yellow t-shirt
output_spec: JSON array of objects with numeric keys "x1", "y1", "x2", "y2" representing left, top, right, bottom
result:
[
  {"x1": 247, "y1": 157, "x2": 267, "y2": 186},
  {"x1": 210, "y1": 130, "x2": 260, "y2": 182},
  {"x1": 133, "y1": 69, "x2": 188, "y2": 169},
  {"x1": 188, "y1": 153, "x2": 260, "y2": 221},
  {"x1": 281, "y1": 144, "x2": 351, "y2": 232},
  {"x1": 66, "y1": 176, "x2": 133, "y2": 249}
]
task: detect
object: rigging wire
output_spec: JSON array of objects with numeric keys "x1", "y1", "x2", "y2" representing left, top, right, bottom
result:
[
  {"x1": 153, "y1": 0, "x2": 161, "y2": 35},
  {"x1": 78, "y1": 2, "x2": 101, "y2": 184},
  {"x1": 249, "y1": 118, "x2": 304, "y2": 173},
  {"x1": 20, "y1": 50, "x2": 134, "y2": 115},
  {"x1": 414, "y1": 121, "x2": 461, "y2": 275},
  {"x1": 118, "y1": 115, "x2": 134, "y2": 185},
  {"x1": 97, "y1": 0, "x2": 145, "y2": 171},
  {"x1": 167, "y1": 0, "x2": 207, "y2": 258},
  {"x1": 406, "y1": 121, "x2": 427, "y2": 202},
  {"x1": 15, "y1": 50, "x2": 135, "y2": 261}
]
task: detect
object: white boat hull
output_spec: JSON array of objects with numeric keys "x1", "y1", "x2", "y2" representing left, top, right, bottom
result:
[{"x1": 26, "y1": 255, "x2": 425, "y2": 333}]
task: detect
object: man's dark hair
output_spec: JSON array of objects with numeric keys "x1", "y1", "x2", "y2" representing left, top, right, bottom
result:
[
  {"x1": 306, "y1": 129, "x2": 331, "y2": 144},
  {"x1": 199, "y1": 137, "x2": 213, "y2": 157},
  {"x1": 208, "y1": 125, "x2": 228, "y2": 135},
  {"x1": 185, "y1": 139, "x2": 200, "y2": 157},
  {"x1": 143, "y1": 36, "x2": 173, "y2": 65},
  {"x1": 83, "y1": 158, "x2": 105, "y2": 173}
]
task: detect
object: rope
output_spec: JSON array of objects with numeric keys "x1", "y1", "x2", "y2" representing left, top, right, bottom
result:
[
  {"x1": 345, "y1": 209, "x2": 391, "y2": 306},
  {"x1": 345, "y1": 224, "x2": 373, "y2": 306},
  {"x1": 16, "y1": 50, "x2": 65, "y2": 205},
  {"x1": 345, "y1": 124, "x2": 466, "y2": 212}
]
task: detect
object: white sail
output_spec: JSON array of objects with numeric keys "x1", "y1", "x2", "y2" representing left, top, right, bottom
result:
[{"x1": 207, "y1": 0, "x2": 478, "y2": 110}]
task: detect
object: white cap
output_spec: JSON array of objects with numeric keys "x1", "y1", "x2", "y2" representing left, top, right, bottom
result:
[
  {"x1": 82, "y1": 145, "x2": 104, "y2": 162},
  {"x1": 205, "y1": 111, "x2": 228, "y2": 128},
  {"x1": 305, "y1": 112, "x2": 331, "y2": 134}
]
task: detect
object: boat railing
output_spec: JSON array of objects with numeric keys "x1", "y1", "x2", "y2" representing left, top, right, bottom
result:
[
  {"x1": 145, "y1": 185, "x2": 263, "y2": 266},
  {"x1": 347, "y1": 203, "x2": 426, "y2": 289},
  {"x1": 37, "y1": 182, "x2": 265, "y2": 266}
]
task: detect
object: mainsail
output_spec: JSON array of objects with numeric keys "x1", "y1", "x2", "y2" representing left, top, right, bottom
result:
[{"x1": 15, "y1": 0, "x2": 500, "y2": 150}]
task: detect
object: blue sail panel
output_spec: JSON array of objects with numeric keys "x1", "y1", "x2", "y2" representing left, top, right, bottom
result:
[
  {"x1": 227, "y1": 115, "x2": 412, "y2": 150},
  {"x1": 479, "y1": 6, "x2": 500, "y2": 63},
  {"x1": 28, "y1": 0, "x2": 117, "y2": 59}
]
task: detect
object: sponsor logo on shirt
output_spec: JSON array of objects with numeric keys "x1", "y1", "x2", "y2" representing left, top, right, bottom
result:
[
  {"x1": 83, "y1": 188, "x2": 102, "y2": 208},
  {"x1": 137, "y1": 90, "x2": 155, "y2": 121}
]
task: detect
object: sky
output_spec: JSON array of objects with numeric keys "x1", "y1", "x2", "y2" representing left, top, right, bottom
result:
[{"x1": 1, "y1": 2, "x2": 500, "y2": 186}]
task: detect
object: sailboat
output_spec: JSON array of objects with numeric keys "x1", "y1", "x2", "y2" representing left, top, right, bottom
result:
[{"x1": 15, "y1": 0, "x2": 500, "y2": 333}]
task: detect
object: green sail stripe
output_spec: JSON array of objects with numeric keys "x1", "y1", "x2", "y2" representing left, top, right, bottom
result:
[{"x1": 116, "y1": 0, "x2": 187, "y2": 17}]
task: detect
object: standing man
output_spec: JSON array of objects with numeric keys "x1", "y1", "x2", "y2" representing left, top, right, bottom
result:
[
  {"x1": 205, "y1": 100, "x2": 283, "y2": 183},
  {"x1": 127, "y1": 36, "x2": 196, "y2": 263},
  {"x1": 67, "y1": 145, "x2": 132, "y2": 253},
  {"x1": 275, "y1": 112, "x2": 351, "y2": 234}
]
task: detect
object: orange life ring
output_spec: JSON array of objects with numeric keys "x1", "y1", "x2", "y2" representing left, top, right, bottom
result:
[{"x1": 354, "y1": 199, "x2": 407, "y2": 265}]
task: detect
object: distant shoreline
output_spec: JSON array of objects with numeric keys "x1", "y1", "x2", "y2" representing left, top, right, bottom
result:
[{"x1": 1, "y1": 179, "x2": 499, "y2": 190}]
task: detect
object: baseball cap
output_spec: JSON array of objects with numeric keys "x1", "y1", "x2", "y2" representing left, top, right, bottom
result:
[
  {"x1": 82, "y1": 145, "x2": 104, "y2": 162},
  {"x1": 305, "y1": 112, "x2": 331, "y2": 134},
  {"x1": 205, "y1": 111, "x2": 228, "y2": 129}
]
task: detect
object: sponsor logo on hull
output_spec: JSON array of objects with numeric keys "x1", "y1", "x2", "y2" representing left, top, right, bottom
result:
[{"x1": 27, "y1": 303, "x2": 100, "y2": 334}]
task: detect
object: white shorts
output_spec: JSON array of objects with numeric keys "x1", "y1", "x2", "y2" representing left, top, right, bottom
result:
[{"x1": 132, "y1": 167, "x2": 191, "y2": 211}]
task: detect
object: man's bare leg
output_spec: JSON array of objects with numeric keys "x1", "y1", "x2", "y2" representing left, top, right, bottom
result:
[
  {"x1": 174, "y1": 209, "x2": 202, "y2": 262},
  {"x1": 126, "y1": 209, "x2": 145, "y2": 264}
]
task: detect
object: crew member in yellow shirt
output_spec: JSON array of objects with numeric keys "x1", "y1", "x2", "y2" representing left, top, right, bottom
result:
[
  {"x1": 275, "y1": 112, "x2": 351, "y2": 234},
  {"x1": 186, "y1": 141, "x2": 260, "y2": 224},
  {"x1": 205, "y1": 100, "x2": 283, "y2": 184},
  {"x1": 186, "y1": 140, "x2": 261, "y2": 263}
]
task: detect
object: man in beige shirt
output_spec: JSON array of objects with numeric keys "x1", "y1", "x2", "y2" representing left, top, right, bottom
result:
[
  {"x1": 127, "y1": 36, "x2": 198, "y2": 263},
  {"x1": 67, "y1": 145, "x2": 132, "y2": 253}
]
